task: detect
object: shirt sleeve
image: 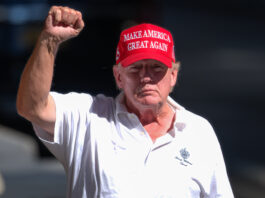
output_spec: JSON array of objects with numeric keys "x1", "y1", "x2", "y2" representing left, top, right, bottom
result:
[{"x1": 33, "y1": 91, "x2": 94, "y2": 166}]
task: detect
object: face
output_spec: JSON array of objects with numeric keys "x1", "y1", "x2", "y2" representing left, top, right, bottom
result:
[{"x1": 113, "y1": 59, "x2": 178, "y2": 112}]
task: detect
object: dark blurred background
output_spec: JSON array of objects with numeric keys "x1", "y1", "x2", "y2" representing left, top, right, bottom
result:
[{"x1": 0, "y1": 0, "x2": 265, "y2": 197}]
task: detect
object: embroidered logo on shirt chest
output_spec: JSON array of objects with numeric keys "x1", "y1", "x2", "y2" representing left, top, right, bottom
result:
[{"x1": 175, "y1": 148, "x2": 192, "y2": 166}]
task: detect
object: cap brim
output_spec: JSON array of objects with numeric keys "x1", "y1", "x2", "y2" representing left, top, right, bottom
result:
[{"x1": 120, "y1": 52, "x2": 173, "y2": 68}]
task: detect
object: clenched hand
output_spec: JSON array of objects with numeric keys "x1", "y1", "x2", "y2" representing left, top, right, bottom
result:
[{"x1": 44, "y1": 6, "x2": 85, "y2": 44}]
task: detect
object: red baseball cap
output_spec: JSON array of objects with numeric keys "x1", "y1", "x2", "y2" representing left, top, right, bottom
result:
[{"x1": 115, "y1": 23, "x2": 176, "y2": 68}]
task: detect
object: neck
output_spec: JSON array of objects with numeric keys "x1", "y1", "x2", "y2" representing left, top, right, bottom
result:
[
  {"x1": 124, "y1": 97, "x2": 172, "y2": 125},
  {"x1": 124, "y1": 96, "x2": 175, "y2": 142},
  {"x1": 139, "y1": 104, "x2": 171, "y2": 125},
  {"x1": 138, "y1": 103, "x2": 175, "y2": 142}
]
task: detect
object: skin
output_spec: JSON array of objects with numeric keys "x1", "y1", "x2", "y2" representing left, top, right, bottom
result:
[{"x1": 113, "y1": 60, "x2": 178, "y2": 141}]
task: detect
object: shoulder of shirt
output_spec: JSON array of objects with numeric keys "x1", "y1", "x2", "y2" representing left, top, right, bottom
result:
[
  {"x1": 50, "y1": 91, "x2": 113, "y2": 100},
  {"x1": 50, "y1": 91, "x2": 115, "y2": 108},
  {"x1": 168, "y1": 96, "x2": 213, "y2": 129}
]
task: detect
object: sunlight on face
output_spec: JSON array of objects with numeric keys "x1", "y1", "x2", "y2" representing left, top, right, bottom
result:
[{"x1": 124, "y1": 60, "x2": 168, "y2": 85}]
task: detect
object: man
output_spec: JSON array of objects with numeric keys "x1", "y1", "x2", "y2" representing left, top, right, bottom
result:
[{"x1": 16, "y1": 6, "x2": 234, "y2": 198}]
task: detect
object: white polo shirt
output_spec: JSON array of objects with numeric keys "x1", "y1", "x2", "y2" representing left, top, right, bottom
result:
[{"x1": 33, "y1": 92, "x2": 234, "y2": 198}]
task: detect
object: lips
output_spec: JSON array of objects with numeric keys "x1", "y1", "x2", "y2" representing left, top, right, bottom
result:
[
  {"x1": 141, "y1": 89, "x2": 155, "y2": 93},
  {"x1": 137, "y1": 88, "x2": 158, "y2": 96}
]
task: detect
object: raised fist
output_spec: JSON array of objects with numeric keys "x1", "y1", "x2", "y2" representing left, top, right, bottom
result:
[{"x1": 43, "y1": 6, "x2": 85, "y2": 43}]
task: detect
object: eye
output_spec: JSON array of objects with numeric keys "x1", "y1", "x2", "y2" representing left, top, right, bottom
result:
[
  {"x1": 128, "y1": 65, "x2": 141, "y2": 73},
  {"x1": 152, "y1": 64, "x2": 165, "y2": 72}
]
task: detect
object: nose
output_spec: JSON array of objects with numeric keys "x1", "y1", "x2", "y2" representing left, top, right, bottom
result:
[{"x1": 139, "y1": 66, "x2": 152, "y2": 83}]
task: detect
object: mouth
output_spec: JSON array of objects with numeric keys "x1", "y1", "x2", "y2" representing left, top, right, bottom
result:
[{"x1": 137, "y1": 89, "x2": 157, "y2": 96}]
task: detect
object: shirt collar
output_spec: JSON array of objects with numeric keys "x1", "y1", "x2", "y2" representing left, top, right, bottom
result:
[
  {"x1": 167, "y1": 96, "x2": 187, "y2": 132},
  {"x1": 115, "y1": 92, "x2": 129, "y2": 116}
]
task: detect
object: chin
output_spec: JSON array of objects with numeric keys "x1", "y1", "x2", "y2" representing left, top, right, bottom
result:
[{"x1": 136, "y1": 96, "x2": 161, "y2": 106}]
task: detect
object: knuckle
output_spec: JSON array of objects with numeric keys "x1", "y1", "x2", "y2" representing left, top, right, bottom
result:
[
  {"x1": 63, "y1": 6, "x2": 70, "y2": 12},
  {"x1": 50, "y1": 5, "x2": 59, "y2": 12},
  {"x1": 50, "y1": 5, "x2": 56, "y2": 10},
  {"x1": 55, "y1": 9, "x2": 61, "y2": 16}
]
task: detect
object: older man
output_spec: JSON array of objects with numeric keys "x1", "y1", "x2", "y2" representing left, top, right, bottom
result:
[{"x1": 16, "y1": 6, "x2": 234, "y2": 198}]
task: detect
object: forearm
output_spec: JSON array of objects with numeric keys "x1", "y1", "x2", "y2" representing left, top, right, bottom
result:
[
  {"x1": 16, "y1": 32, "x2": 59, "y2": 121},
  {"x1": 17, "y1": 6, "x2": 84, "y2": 133}
]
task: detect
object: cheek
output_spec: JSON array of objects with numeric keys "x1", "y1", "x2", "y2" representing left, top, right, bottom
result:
[
  {"x1": 124, "y1": 74, "x2": 139, "y2": 85},
  {"x1": 158, "y1": 76, "x2": 173, "y2": 92},
  {"x1": 127, "y1": 81, "x2": 139, "y2": 92},
  {"x1": 120, "y1": 76, "x2": 137, "y2": 92},
  {"x1": 158, "y1": 72, "x2": 177, "y2": 89}
]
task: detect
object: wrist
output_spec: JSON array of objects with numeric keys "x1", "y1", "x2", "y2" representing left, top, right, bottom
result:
[{"x1": 38, "y1": 31, "x2": 61, "y2": 55}]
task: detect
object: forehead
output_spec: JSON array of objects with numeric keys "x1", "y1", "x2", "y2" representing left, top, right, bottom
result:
[{"x1": 130, "y1": 59, "x2": 166, "y2": 67}]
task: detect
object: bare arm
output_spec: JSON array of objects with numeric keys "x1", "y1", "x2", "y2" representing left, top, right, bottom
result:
[{"x1": 16, "y1": 6, "x2": 85, "y2": 135}]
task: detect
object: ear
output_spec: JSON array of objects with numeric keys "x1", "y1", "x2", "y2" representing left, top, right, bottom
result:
[
  {"x1": 113, "y1": 65, "x2": 123, "y2": 89},
  {"x1": 170, "y1": 62, "x2": 180, "y2": 87}
]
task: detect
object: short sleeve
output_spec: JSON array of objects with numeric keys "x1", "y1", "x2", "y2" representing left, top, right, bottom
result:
[{"x1": 33, "y1": 91, "x2": 94, "y2": 165}]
